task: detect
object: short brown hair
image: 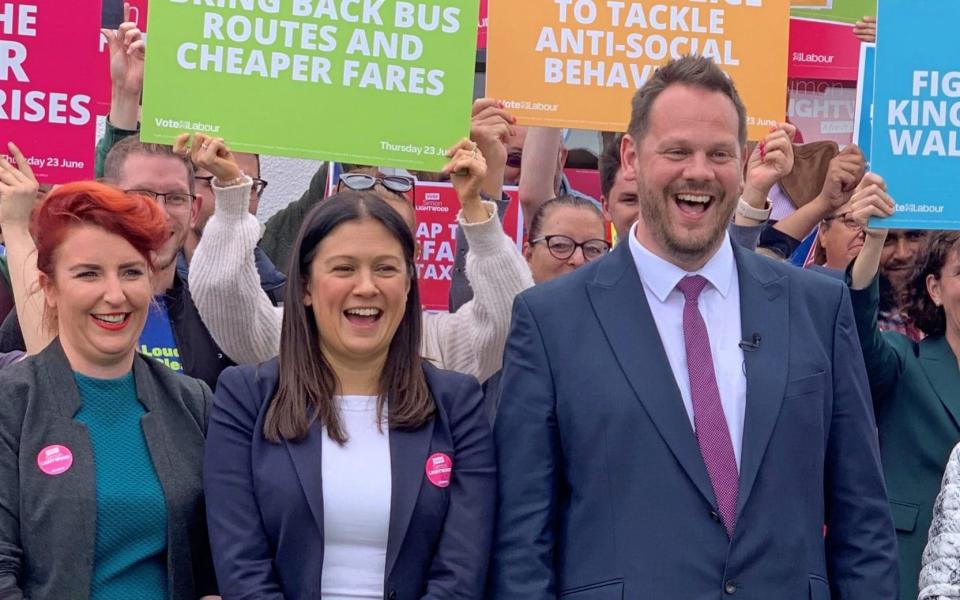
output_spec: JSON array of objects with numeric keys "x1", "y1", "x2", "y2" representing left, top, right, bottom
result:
[
  {"x1": 627, "y1": 55, "x2": 748, "y2": 147},
  {"x1": 903, "y1": 231, "x2": 960, "y2": 337},
  {"x1": 103, "y1": 135, "x2": 195, "y2": 194}
]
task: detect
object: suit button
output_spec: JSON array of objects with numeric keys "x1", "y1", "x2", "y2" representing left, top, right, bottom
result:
[
  {"x1": 724, "y1": 580, "x2": 737, "y2": 594},
  {"x1": 710, "y1": 511, "x2": 722, "y2": 523}
]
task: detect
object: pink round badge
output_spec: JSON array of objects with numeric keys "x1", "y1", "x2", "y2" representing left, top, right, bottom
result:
[
  {"x1": 425, "y1": 452, "x2": 453, "y2": 488},
  {"x1": 37, "y1": 445, "x2": 73, "y2": 476}
]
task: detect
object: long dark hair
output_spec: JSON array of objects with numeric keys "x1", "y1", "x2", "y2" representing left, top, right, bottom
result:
[{"x1": 264, "y1": 191, "x2": 433, "y2": 444}]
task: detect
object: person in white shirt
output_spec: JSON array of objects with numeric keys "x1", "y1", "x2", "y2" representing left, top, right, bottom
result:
[{"x1": 202, "y1": 138, "x2": 495, "y2": 600}]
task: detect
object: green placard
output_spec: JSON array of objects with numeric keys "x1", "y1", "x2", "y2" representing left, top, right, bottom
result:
[
  {"x1": 141, "y1": 0, "x2": 479, "y2": 171},
  {"x1": 791, "y1": 0, "x2": 877, "y2": 25}
]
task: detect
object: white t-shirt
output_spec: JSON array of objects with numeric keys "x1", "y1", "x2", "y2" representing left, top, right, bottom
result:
[{"x1": 321, "y1": 395, "x2": 392, "y2": 599}]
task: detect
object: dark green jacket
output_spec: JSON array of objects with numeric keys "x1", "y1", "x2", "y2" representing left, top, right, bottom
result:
[
  {"x1": 94, "y1": 118, "x2": 138, "y2": 178},
  {"x1": 851, "y1": 275, "x2": 960, "y2": 600}
]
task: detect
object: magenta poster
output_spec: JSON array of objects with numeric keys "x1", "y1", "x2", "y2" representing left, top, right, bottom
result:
[{"x1": 1, "y1": 0, "x2": 100, "y2": 182}]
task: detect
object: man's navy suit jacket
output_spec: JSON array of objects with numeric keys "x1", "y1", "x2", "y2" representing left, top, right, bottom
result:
[
  {"x1": 490, "y1": 240, "x2": 898, "y2": 600},
  {"x1": 204, "y1": 359, "x2": 496, "y2": 600}
]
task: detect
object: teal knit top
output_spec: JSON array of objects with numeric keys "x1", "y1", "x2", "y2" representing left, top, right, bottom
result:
[{"x1": 74, "y1": 372, "x2": 168, "y2": 600}]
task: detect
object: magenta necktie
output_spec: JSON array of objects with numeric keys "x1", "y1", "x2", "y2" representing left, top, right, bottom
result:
[{"x1": 676, "y1": 275, "x2": 739, "y2": 537}]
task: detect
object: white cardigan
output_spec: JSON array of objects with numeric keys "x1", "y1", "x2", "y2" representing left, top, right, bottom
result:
[
  {"x1": 920, "y1": 442, "x2": 960, "y2": 599},
  {"x1": 187, "y1": 180, "x2": 533, "y2": 382}
]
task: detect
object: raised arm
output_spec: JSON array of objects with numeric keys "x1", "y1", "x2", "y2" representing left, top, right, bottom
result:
[
  {"x1": 96, "y1": 4, "x2": 144, "y2": 177},
  {"x1": 179, "y1": 134, "x2": 283, "y2": 364},
  {"x1": 425, "y1": 142, "x2": 534, "y2": 381},
  {"x1": 736, "y1": 123, "x2": 795, "y2": 227},
  {"x1": 470, "y1": 98, "x2": 515, "y2": 203},
  {"x1": 846, "y1": 173, "x2": 903, "y2": 404},
  {"x1": 0, "y1": 144, "x2": 48, "y2": 354},
  {"x1": 775, "y1": 145, "x2": 866, "y2": 243},
  {"x1": 518, "y1": 127, "x2": 562, "y2": 232}
]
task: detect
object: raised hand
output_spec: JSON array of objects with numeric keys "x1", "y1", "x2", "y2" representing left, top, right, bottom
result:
[
  {"x1": 173, "y1": 133, "x2": 243, "y2": 184},
  {"x1": 819, "y1": 145, "x2": 867, "y2": 211},
  {"x1": 745, "y1": 122, "x2": 797, "y2": 198},
  {"x1": 470, "y1": 98, "x2": 515, "y2": 168},
  {"x1": 0, "y1": 142, "x2": 40, "y2": 228},
  {"x1": 442, "y1": 138, "x2": 489, "y2": 224},
  {"x1": 103, "y1": 3, "x2": 145, "y2": 98},
  {"x1": 853, "y1": 16, "x2": 877, "y2": 43},
  {"x1": 848, "y1": 172, "x2": 894, "y2": 231}
]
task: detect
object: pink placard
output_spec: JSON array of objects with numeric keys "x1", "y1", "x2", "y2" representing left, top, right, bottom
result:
[
  {"x1": 788, "y1": 18, "x2": 861, "y2": 82},
  {"x1": 415, "y1": 182, "x2": 522, "y2": 312},
  {"x1": 1, "y1": 0, "x2": 99, "y2": 183},
  {"x1": 94, "y1": 0, "x2": 148, "y2": 113},
  {"x1": 477, "y1": 0, "x2": 487, "y2": 50}
]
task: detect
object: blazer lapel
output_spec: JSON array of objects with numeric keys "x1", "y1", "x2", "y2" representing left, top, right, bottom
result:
[
  {"x1": 732, "y1": 247, "x2": 790, "y2": 522},
  {"x1": 385, "y1": 416, "x2": 433, "y2": 579},
  {"x1": 919, "y1": 336, "x2": 960, "y2": 428},
  {"x1": 285, "y1": 424, "x2": 326, "y2": 538},
  {"x1": 586, "y1": 243, "x2": 716, "y2": 508},
  {"x1": 34, "y1": 339, "x2": 99, "y2": 586}
]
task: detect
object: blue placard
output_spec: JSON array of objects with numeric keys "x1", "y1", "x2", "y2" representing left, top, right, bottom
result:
[
  {"x1": 869, "y1": 0, "x2": 960, "y2": 230},
  {"x1": 853, "y1": 43, "x2": 876, "y2": 163}
]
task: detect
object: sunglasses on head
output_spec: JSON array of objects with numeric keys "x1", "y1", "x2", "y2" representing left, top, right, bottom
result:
[{"x1": 339, "y1": 173, "x2": 415, "y2": 195}]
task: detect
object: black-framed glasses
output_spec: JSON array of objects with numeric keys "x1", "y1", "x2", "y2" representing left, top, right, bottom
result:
[
  {"x1": 506, "y1": 151, "x2": 523, "y2": 168},
  {"x1": 195, "y1": 175, "x2": 268, "y2": 196},
  {"x1": 124, "y1": 189, "x2": 196, "y2": 208},
  {"x1": 822, "y1": 212, "x2": 862, "y2": 231},
  {"x1": 531, "y1": 235, "x2": 610, "y2": 261},
  {"x1": 339, "y1": 173, "x2": 415, "y2": 195}
]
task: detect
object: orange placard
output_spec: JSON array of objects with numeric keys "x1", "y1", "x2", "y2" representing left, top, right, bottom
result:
[{"x1": 487, "y1": 0, "x2": 790, "y2": 140}]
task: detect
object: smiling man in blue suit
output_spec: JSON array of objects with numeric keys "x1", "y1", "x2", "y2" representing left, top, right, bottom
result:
[{"x1": 490, "y1": 56, "x2": 898, "y2": 600}]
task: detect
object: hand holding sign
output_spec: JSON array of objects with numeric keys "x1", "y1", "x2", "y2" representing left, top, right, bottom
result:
[
  {"x1": 819, "y1": 145, "x2": 867, "y2": 210},
  {"x1": 470, "y1": 97, "x2": 515, "y2": 201},
  {"x1": 849, "y1": 172, "x2": 895, "y2": 231},
  {"x1": 443, "y1": 139, "x2": 488, "y2": 224},
  {"x1": 853, "y1": 16, "x2": 877, "y2": 44},
  {"x1": 0, "y1": 143, "x2": 39, "y2": 228},
  {"x1": 103, "y1": 3, "x2": 145, "y2": 130},
  {"x1": 173, "y1": 133, "x2": 242, "y2": 184}
]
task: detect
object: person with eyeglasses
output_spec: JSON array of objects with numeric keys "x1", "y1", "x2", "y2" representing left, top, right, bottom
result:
[
  {"x1": 523, "y1": 196, "x2": 609, "y2": 284},
  {"x1": 477, "y1": 195, "x2": 609, "y2": 423},
  {"x1": 185, "y1": 134, "x2": 534, "y2": 388},
  {"x1": 812, "y1": 206, "x2": 866, "y2": 274},
  {"x1": 0, "y1": 136, "x2": 238, "y2": 391}
]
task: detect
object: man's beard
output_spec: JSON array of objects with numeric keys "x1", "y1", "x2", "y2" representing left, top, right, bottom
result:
[{"x1": 637, "y1": 179, "x2": 734, "y2": 264}]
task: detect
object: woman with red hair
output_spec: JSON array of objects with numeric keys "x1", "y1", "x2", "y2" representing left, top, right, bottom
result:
[{"x1": 0, "y1": 180, "x2": 219, "y2": 600}]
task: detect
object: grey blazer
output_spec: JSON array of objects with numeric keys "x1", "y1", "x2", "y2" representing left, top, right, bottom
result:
[{"x1": 0, "y1": 340, "x2": 218, "y2": 600}]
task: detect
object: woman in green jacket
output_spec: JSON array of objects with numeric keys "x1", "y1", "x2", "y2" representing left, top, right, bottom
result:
[{"x1": 847, "y1": 173, "x2": 960, "y2": 600}]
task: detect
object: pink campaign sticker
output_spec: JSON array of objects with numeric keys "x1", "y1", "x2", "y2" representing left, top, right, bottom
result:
[
  {"x1": 37, "y1": 445, "x2": 73, "y2": 476},
  {"x1": 425, "y1": 452, "x2": 453, "y2": 488}
]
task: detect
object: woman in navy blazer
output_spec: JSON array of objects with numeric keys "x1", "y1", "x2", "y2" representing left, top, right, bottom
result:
[{"x1": 202, "y1": 142, "x2": 495, "y2": 600}]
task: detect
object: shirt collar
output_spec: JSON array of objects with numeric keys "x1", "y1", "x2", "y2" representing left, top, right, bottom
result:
[{"x1": 627, "y1": 222, "x2": 736, "y2": 302}]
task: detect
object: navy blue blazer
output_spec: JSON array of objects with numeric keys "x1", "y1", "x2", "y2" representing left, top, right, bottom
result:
[
  {"x1": 204, "y1": 359, "x2": 495, "y2": 600},
  {"x1": 490, "y1": 241, "x2": 898, "y2": 600}
]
